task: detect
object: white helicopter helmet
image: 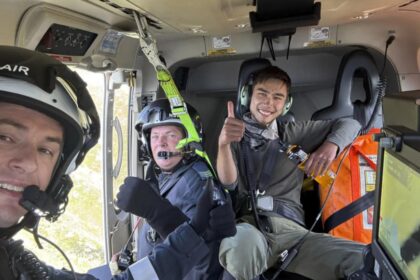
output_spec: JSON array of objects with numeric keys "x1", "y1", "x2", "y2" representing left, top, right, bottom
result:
[{"x1": 0, "y1": 46, "x2": 100, "y2": 235}]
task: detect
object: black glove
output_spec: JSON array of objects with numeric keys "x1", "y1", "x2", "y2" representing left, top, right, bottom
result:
[
  {"x1": 206, "y1": 197, "x2": 236, "y2": 241},
  {"x1": 116, "y1": 177, "x2": 188, "y2": 239},
  {"x1": 191, "y1": 180, "x2": 237, "y2": 241}
]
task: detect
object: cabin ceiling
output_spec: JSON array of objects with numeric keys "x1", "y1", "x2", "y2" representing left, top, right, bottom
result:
[
  {"x1": 80, "y1": 0, "x2": 419, "y2": 38},
  {"x1": 3, "y1": 0, "x2": 419, "y2": 46}
]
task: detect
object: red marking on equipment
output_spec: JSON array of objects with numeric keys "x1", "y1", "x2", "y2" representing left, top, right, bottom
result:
[{"x1": 50, "y1": 55, "x2": 72, "y2": 62}]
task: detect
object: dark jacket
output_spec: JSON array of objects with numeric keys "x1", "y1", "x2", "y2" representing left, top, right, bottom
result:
[
  {"x1": 112, "y1": 223, "x2": 209, "y2": 280},
  {"x1": 137, "y1": 158, "x2": 223, "y2": 280}
]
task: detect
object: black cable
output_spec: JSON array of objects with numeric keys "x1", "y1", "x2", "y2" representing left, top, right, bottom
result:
[
  {"x1": 286, "y1": 34, "x2": 292, "y2": 60},
  {"x1": 121, "y1": 217, "x2": 143, "y2": 252},
  {"x1": 259, "y1": 35, "x2": 277, "y2": 61},
  {"x1": 381, "y1": 35, "x2": 395, "y2": 76},
  {"x1": 267, "y1": 37, "x2": 276, "y2": 61},
  {"x1": 360, "y1": 35, "x2": 394, "y2": 135},
  {"x1": 116, "y1": 217, "x2": 143, "y2": 271},
  {"x1": 270, "y1": 141, "x2": 354, "y2": 280},
  {"x1": 359, "y1": 78, "x2": 387, "y2": 135},
  {"x1": 32, "y1": 222, "x2": 44, "y2": 249},
  {"x1": 25, "y1": 228, "x2": 77, "y2": 280},
  {"x1": 109, "y1": 219, "x2": 121, "y2": 257},
  {"x1": 259, "y1": 36, "x2": 265, "y2": 58}
]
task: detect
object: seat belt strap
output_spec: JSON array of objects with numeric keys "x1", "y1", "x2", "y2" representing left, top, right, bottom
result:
[
  {"x1": 239, "y1": 141, "x2": 270, "y2": 232},
  {"x1": 272, "y1": 201, "x2": 305, "y2": 227},
  {"x1": 324, "y1": 190, "x2": 375, "y2": 233}
]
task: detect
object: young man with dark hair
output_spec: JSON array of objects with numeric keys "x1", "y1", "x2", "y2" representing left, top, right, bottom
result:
[{"x1": 217, "y1": 65, "x2": 366, "y2": 280}]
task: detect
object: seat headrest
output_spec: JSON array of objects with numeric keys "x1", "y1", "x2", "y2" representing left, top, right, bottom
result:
[
  {"x1": 236, "y1": 58, "x2": 271, "y2": 118},
  {"x1": 311, "y1": 50, "x2": 380, "y2": 129}
]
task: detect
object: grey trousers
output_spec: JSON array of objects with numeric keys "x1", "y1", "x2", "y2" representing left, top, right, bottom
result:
[{"x1": 219, "y1": 216, "x2": 366, "y2": 280}]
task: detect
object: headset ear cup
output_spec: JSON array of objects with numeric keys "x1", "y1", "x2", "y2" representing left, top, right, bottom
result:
[
  {"x1": 45, "y1": 175, "x2": 73, "y2": 221},
  {"x1": 282, "y1": 94, "x2": 293, "y2": 115},
  {"x1": 56, "y1": 175, "x2": 73, "y2": 205},
  {"x1": 138, "y1": 139, "x2": 150, "y2": 161},
  {"x1": 238, "y1": 82, "x2": 252, "y2": 118},
  {"x1": 246, "y1": 84, "x2": 252, "y2": 109}
]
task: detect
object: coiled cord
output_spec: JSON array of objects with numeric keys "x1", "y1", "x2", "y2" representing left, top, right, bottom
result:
[
  {"x1": 360, "y1": 34, "x2": 395, "y2": 135},
  {"x1": 359, "y1": 77, "x2": 387, "y2": 135},
  {"x1": 16, "y1": 249, "x2": 51, "y2": 279}
]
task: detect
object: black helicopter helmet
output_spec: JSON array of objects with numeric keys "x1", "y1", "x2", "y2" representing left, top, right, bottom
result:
[{"x1": 135, "y1": 98, "x2": 203, "y2": 162}]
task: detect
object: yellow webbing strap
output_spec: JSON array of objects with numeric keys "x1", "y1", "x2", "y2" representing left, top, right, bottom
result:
[
  {"x1": 156, "y1": 69, "x2": 215, "y2": 175},
  {"x1": 133, "y1": 11, "x2": 215, "y2": 176}
]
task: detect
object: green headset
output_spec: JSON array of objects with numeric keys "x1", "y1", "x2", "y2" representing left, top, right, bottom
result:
[{"x1": 236, "y1": 58, "x2": 293, "y2": 119}]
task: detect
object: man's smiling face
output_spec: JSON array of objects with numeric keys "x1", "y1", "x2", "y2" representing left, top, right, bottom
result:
[
  {"x1": 249, "y1": 78, "x2": 289, "y2": 126},
  {"x1": 0, "y1": 102, "x2": 63, "y2": 228}
]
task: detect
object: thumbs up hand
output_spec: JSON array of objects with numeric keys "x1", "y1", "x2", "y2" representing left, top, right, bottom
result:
[
  {"x1": 227, "y1": 100, "x2": 235, "y2": 119},
  {"x1": 218, "y1": 101, "x2": 245, "y2": 147}
]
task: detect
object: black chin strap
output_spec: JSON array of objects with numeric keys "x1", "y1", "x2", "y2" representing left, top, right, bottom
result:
[{"x1": 0, "y1": 213, "x2": 39, "y2": 239}]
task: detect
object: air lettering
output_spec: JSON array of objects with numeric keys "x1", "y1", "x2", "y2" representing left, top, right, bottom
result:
[{"x1": 0, "y1": 64, "x2": 29, "y2": 76}]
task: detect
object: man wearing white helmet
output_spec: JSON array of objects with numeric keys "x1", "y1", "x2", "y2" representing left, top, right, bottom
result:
[
  {"x1": 0, "y1": 45, "x2": 100, "y2": 279},
  {"x1": 0, "y1": 46, "x2": 236, "y2": 280}
]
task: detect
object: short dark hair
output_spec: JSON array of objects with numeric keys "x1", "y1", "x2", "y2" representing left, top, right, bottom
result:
[{"x1": 252, "y1": 66, "x2": 291, "y2": 91}]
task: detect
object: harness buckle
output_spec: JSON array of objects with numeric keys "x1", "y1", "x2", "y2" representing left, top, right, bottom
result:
[
  {"x1": 256, "y1": 189, "x2": 266, "y2": 197},
  {"x1": 256, "y1": 195, "x2": 274, "y2": 212},
  {"x1": 168, "y1": 96, "x2": 188, "y2": 116}
]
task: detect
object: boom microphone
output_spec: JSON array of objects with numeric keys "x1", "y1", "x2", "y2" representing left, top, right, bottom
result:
[
  {"x1": 157, "y1": 151, "x2": 183, "y2": 159},
  {"x1": 19, "y1": 186, "x2": 58, "y2": 217}
]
